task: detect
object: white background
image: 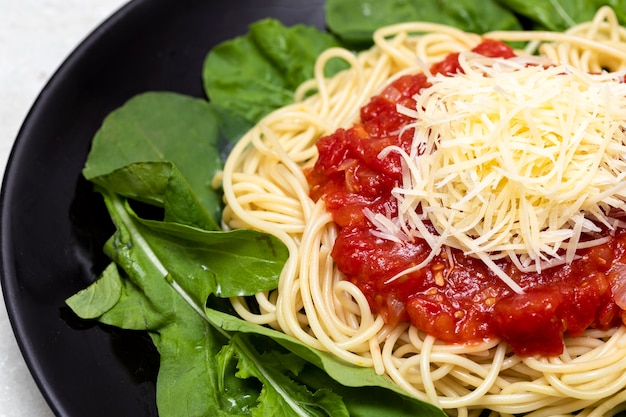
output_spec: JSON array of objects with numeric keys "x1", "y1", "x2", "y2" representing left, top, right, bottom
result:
[{"x1": 0, "y1": 1, "x2": 130, "y2": 415}]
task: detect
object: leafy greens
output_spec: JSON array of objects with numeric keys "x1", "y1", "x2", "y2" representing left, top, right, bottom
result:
[
  {"x1": 494, "y1": 0, "x2": 626, "y2": 31},
  {"x1": 325, "y1": 0, "x2": 523, "y2": 45},
  {"x1": 67, "y1": 1, "x2": 626, "y2": 416},
  {"x1": 203, "y1": 18, "x2": 348, "y2": 142},
  {"x1": 82, "y1": 92, "x2": 224, "y2": 230},
  {"x1": 66, "y1": 189, "x2": 443, "y2": 416}
]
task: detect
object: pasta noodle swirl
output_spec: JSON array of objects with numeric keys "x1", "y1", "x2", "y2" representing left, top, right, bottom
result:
[{"x1": 219, "y1": 7, "x2": 626, "y2": 416}]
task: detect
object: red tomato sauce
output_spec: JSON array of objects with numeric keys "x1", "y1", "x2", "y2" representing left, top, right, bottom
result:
[{"x1": 305, "y1": 39, "x2": 626, "y2": 357}]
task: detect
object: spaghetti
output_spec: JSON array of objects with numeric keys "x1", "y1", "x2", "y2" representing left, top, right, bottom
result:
[{"x1": 219, "y1": 6, "x2": 626, "y2": 416}]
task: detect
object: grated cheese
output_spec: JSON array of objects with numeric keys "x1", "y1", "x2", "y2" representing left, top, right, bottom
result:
[{"x1": 377, "y1": 52, "x2": 626, "y2": 292}]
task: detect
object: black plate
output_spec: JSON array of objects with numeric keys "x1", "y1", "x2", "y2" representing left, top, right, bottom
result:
[{"x1": 0, "y1": 1, "x2": 326, "y2": 415}]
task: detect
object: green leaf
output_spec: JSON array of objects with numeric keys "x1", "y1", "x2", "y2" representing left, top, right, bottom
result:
[
  {"x1": 90, "y1": 161, "x2": 219, "y2": 230},
  {"x1": 437, "y1": 0, "x2": 522, "y2": 33},
  {"x1": 69, "y1": 187, "x2": 285, "y2": 325},
  {"x1": 203, "y1": 18, "x2": 346, "y2": 139},
  {"x1": 66, "y1": 263, "x2": 122, "y2": 319},
  {"x1": 231, "y1": 338, "x2": 350, "y2": 417},
  {"x1": 134, "y1": 216, "x2": 288, "y2": 299},
  {"x1": 67, "y1": 188, "x2": 290, "y2": 417},
  {"x1": 156, "y1": 318, "x2": 242, "y2": 417},
  {"x1": 495, "y1": 0, "x2": 626, "y2": 31},
  {"x1": 325, "y1": 0, "x2": 522, "y2": 46},
  {"x1": 247, "y1": 19, "x2": 348, "y2": 86},
  {"x1": 83, "y1": 92, "x2": 223, "y2": 226},
  {"x1": 67, "y1": 266, "x2": 262, "y2": 417},
  {"x1": 105, "y1": 189, "x2": 286, "y2": 300},
  {"x1": 67, "y1": 213, "x2": 221, "y2": 417}
]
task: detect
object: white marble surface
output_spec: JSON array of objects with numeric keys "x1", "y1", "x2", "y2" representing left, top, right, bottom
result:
[{"x1": 0, "y1": 1, "x2": 129, "y2": 415}]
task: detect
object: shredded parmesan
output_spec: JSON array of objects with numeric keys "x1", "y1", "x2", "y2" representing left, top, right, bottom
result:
[{"x1": 377, "y1": 52, "x2": 626, "y2": 291}]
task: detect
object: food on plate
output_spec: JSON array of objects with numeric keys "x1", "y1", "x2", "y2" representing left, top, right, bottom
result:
[
  {"x1": 67, "y1": 3, "x2": 626, "y2": 417},
  {"x1": 220, "y1": 6, "x2": 626, "y2": 416}
]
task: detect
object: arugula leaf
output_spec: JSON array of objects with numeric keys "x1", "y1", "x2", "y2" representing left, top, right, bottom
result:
[
  {"x1": 67, "y1": 188, "x2": 289, "y2": 416},
  {"x1": 89, "y1": 161, "x2": 219, "y2": 230},
  {"x1": 118, "y1": 189, "x2": 284, "y2": 298},
  {"x1": 325, "y1": 0, "x2": 522, "y2": 46},
  {"x1": 228, "y1": 337, "x2": 350, "y2": 417},
  {"x1": 67, "y1": 256, "x2": 256, "y2": 417},
  {"x1": 67, "y1": 188, "x2": 286, "y2": 317},
  {"x1": 135, "y1": 218, "x2": 287, "y2": 300},
  {"x1": 247, "y1": 20, "x2": 346, "y2": 89},
  {"x1": 203, "y1": 18, "x2": 345, "y2": 141},
  {"x1": 494, "y1": 0, "x2": 626, "y2": 31},
  {"x1": 66, "y1": 263, "x2": 122, "y2": 319},
  {"x1": 67, "y1": 188, "x2": 444, "y2": 416},
  {"x1": 83, "y1": 92, "x2": 224, "y2": 228}
]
